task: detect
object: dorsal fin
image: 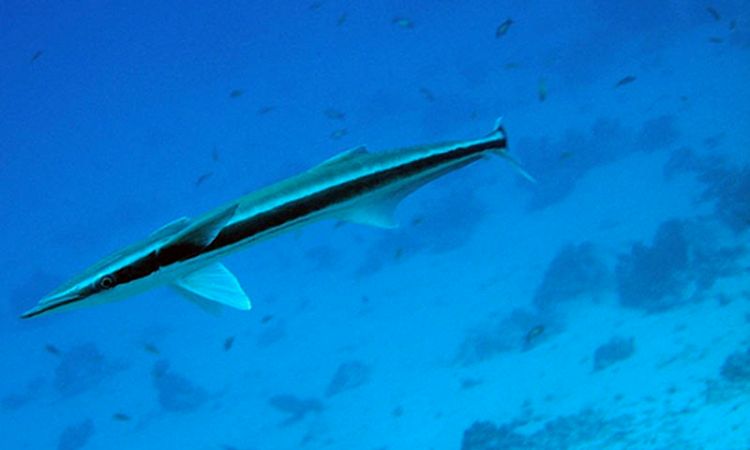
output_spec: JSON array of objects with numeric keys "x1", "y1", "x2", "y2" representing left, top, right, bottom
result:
[
  {"x1": 150, "y1": 217, "x2": 191, "y2": 240},
  {"x1": 316, "y1": 146, "x2": 369, "y2": 168},
  {"x1": 166, "y1": 204, "x2": 237, "y2": 248}
]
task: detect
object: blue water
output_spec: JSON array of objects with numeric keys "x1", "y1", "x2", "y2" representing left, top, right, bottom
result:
[{"x1": 2, "y1": 1, "x2": 749, "y2": 448}]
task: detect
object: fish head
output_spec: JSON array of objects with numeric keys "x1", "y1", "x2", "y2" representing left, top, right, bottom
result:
[
  {"x1": 20, "y1": 207, "x2": 237, "y2": 319},
  {"x1": 21, "y1": 262, "x2": 135, "y2": 319},
  {"x1": 20, "y1": 242, "x2": 166, "y2": 319}
]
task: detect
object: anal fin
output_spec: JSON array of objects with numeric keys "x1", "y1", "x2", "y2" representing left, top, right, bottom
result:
[
  {"x1": 337, "y1": 192, "x2": 401, "y2": 229},
  {"x1": 335, "y1": 161, "x2": 477, "y2": 229}
]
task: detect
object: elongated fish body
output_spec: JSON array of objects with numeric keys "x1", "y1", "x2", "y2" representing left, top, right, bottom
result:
[{"x1": 22, "y1": 119, "x2": 530, "y2": 319}]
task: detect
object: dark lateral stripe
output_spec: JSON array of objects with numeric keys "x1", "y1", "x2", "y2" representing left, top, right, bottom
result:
[
  {"x1": 22, "y1": 136, "x2": 503, "y2": 318},
  {"x1": 206, "y1": 137, "x2": 503, "y2": 253}
]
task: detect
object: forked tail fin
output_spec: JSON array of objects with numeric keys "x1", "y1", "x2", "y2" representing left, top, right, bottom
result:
[{"x1": 490, "y1": 117, "x2": 537, "y2": 184}]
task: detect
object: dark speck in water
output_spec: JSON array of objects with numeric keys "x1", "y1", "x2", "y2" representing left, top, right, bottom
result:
[
  {"x1": 392, "y1": 17, "x2": 415, "y2": 29},
  {"x1": 460, "y1": 378, "x2": 483, "y2": 390},
  {"x1": 330, "y1": 128, "x2": 348, "y2": 140},
  {"x1": 419, "y1": 87, "x2": 435, "y2": 102},
  {"x1": 268, "y1": 394, "x2": 324, "y2": 426},
  {"x1": 30, "y1": 50, "x2": 44, "y2": 63},
  {"x1": 143, "y1": 343, "x2": 160, "y2": 355},
  {"x1": 706, "y1": 6, "x2": 721, "y2": 21},
  {"x1": 112, "y1": 412, "x2": 131, "y2": 422},
  {"x1": 224, "y1": 336, "x2": 235, "y2": 351},
  {"x1": 495, "y1": 18, "x2": 513, "y2": 37},
  {"x1": 45, "y1": 344, "x2": 61, "y2": 356},
  {"x1": 195, "y1": 172, "x2": 214, "y2": 187},
  {"x1": 324, "y1": 108, "x2": 346, "y2": 120},
  {"x1": 523, "y1": 325, "x2": 546, "y2": 350},
  {"x1": 614, "y1": 75, "x2": 636, "y2": 88}
]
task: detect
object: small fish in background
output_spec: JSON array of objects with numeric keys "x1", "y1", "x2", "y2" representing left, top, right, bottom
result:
[
  {"x1": 195, "y1": 171, "x2": 214, "y2": 187},
  {"x1": 537, "y1": 78, "x2": 547, "y2": 102},
  {"x1": 257, "y1": 105, "x2": 275, "y2": 115},
  {"x1": 309, "y1": 1, "x2": 323, "y2": 11},
  {"x1": 708, "y1": 36, "x2": 724, "y2": 44},
  {"x1": 44, "y1": 343, "x2": 61, "y2": 356},
  {"x1": 261, "y1": 314, "x2": 274, "y2": 324},
  {"x1": 30, "y1": 50, "x2": 44, "y2": 63},
  {"x1": 614, "y1": 75, "x2": 636, "y2": 88},
  {"x1": 330, "y1": 128, "x2": 348, "y2": 140},
  {"x1": 460, "y1": 377, "x2": 483, "y2": 390},
  {"x1": 324, "y1": 108, "x2": 346, "y2": 120},
  {"x1": 223, "y1": 336, "x2": 235, "y2": 351},
  {"x1": 268, "y1": 394, "x2": 324, "y2": 426},
  {"x1": 729, "y1": 19, "x2": 737, "y2": 30},
  {"x1": 523, "y1": 324, "x2": 545, "y2": 350},
  {"x1": 337, "y1": 12, "x2": 347, "y2": 26},
  {"x1": 495, "y1": 18, "x2": 514, "y2": 38},
  {"x1": 142, "y1": 343, "x2": 160, "y2": 355},
  {"x1": 503, "y1": 62, "x2": 520, "y2": 70},
  {"x1": 211, "y1": 146, "x2": 220, "y2": 162},
  {"x1": 419, "y1": 87, "x2": 435, "y2": 102},
  {"x1": 112, "y1": 412, "x2": 131, "y2": 422},
  {"x1": 559, "y1": 151, "x2": 575, "y2": 161},
  {"x1": 706, "y1": 6, "x2": 721, "y2": 21},
  {"x1": 229, "y1": 89, "x2": 244, "y2": 99},
  {"x1": 392, "y1": 17, "x2": 414, "y2": 29}
]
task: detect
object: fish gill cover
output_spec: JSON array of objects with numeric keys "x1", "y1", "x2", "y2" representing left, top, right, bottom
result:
[{"x1": 1, "y1": 0, "x2": 749, "y2": 449}]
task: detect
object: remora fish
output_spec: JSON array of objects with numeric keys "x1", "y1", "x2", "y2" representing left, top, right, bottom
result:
[{"x1": 21, "y1": 119, "x2": 532, "y2": 319}]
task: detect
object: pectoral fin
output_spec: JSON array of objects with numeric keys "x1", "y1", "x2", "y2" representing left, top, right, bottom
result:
[{"x1": 173, "y1": 263, "x2": 251, "y2": 311}]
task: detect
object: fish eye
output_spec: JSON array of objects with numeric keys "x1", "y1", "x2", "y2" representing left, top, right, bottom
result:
[{"x1": 98, "y1": 275, "x2": 115, "y2": 289}]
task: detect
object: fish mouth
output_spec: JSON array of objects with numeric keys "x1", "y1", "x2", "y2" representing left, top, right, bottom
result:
[{"x1": 20, "y1": 293, "x2": 82, "y2": 319}]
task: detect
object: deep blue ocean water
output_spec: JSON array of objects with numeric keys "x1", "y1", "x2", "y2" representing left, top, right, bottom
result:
[{"x1": 2, "y1": 1, "x2": 749, "y2": 448}]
